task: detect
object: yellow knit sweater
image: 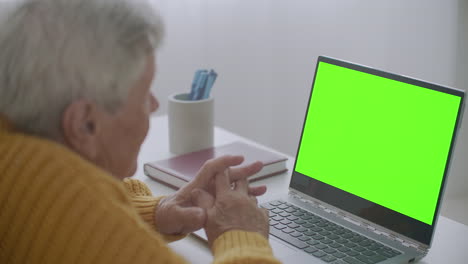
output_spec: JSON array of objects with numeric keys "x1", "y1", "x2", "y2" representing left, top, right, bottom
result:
[{"x1": 0, "y1": 117, "x2": 280, "y2": 264}]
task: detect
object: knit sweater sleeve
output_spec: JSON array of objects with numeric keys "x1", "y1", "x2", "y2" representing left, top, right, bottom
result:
[
  {"x1": 212, "y1": 231, "x2": 282, "y2": 264},
  {"x1": 122, "y1": 178, "x2": 185, "y2": 242}
]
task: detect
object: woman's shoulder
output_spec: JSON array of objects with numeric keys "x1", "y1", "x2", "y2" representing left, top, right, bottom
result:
[{"x1": 1, "y1": 131, "x2": 129, "y2": 204}]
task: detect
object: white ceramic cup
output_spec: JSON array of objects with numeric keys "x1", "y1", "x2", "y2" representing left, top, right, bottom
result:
[{"x1": 168, "y1": 93, "x2": 214, "y2": 155}]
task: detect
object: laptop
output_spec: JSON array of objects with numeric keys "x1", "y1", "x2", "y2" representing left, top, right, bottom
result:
[{"x1": 195, "y1": 56, "x2": 466, "y2": 264}]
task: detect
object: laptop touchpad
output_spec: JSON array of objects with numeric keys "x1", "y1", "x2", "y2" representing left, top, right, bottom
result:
[{"x1": 270, "y1": 238, "x2": 302, "y2": 260}]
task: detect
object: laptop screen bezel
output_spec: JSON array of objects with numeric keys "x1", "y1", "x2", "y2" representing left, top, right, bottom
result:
[{"x1": 289, "y1": 56, "x2": 465, "y2": 246}]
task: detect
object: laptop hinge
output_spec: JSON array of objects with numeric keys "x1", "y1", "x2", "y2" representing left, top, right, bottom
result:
[{"x1": 288, "y1": 190, "x2": 428, "y2": 253}]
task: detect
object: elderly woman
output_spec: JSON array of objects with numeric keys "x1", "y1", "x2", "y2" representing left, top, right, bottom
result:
[{"x1": 0, "y1": 0, "x2": 281, "y2": 263}]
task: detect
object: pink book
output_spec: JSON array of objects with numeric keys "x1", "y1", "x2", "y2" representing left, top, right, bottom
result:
[{"x1": 144, "y1": 141, "x2": 288, "y2": 189}]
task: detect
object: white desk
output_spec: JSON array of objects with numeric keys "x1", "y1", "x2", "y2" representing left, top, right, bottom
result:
[{"x1": 133, "y1": 115, "x2": 468, "y2": 264}]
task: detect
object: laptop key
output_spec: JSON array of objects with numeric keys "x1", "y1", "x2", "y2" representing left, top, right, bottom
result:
[
  {"x1": 269, "y1": 201, "x2": 282, "y2": 206},
  {"x1": 301, "y1": 214, "x2": 313, "y2": 220},
  {"x1": 362, "y1": 250, "x2": 376, "y2": 257},
  {"x1": 271, "y1": 208, "x2": 283, "y2": 214},
  {"x1": 346, "y1": 251, "x2": 359, "y2": 257},
  {"x1": 321, "y1": 255, "x2": 337, "y2": 263},
  {"x1": 324, "y1": 248, "x2": 337, "y2": 254},
  {"x1": 343, "y1": 257, "x2": 364, "y2": 264},
  {"x1": 308, "y1": 219, "x2": 320, "y2": 224},
  {"x1": 288, "y1": 204, "x2": 298, "y2": 209},
  {"x1": 269, "y1": 220, "x2": 279, "y2": 226},
  {"x1": 280, "y1": 219, "x2": 291, "y2": 225},
  {"x1": 296, "y1": 227, "x2": 307, "y2": 232},
  {"x1": 332, "y1": 252, "x2": 346, "y2": 259},
  {"x1": 329, "y1": 243, "x2": 342, "y2": 248},
  {"x1": 367, "y1": 244, "x2": 382, "y2": 251},
  {"x1": 351, "y1": 236, "x2": 364, "y2": 243},
  {"x1": 315, "y1": 244, "x2": 328, "y2": 250},
  {"x1": 354, "y1": 246, "x2": 366, "y2": 252},
  {"x1": 298, "y1": 236, "x2": 311, "y2": 241},
  {"x1": 334, "y1": 229, "x2": 346, "y2": 235},
  {"x1": 312, "y1": 234, "x2": 324, "y2": 240},
  {"x1": 270, "y1": 228, "x2": 308, "y2": 249},
  {"x1": 285, "y1": 208, "x2": 296, "y2": 213},
  {"x1": 272, "y1": 215, "x2": 283, "y2": 221},
  {"x1": 279, "y1": 212, "x2": 290, "y2": 217},
  {"x1": 278, "y1": 204, "x2": 289, "y2": 209},
  {"x1": 307, "y1": 239, "x2": 319, "y2": 246},
  {"x1": 274, "y1": 224, "x2": 287, "y2": 230},
  {"x1": 344, "y1": 242, "x2": 357, "y2": 248},
  {"x1": 359, "y1": 240, "x2": 372, "y2": 247},
  {"x1": 310, "y1": 226, "x2": 322, "y2": 232},
  {"x1": 336, "y1": 238, "x2": 347, "y2": 244},
  {"x1": 356, "y1": 255, "x2": 377, "y2": 264},
  {"x1": 288, "y1": 223, "x2": 299, "y2": 228},
  {"x1": 290, "y1": 231, "x2": 302, "y2": 237},
  {"x1": 294, "y1": 219, "x2": 307, "y2": 224},
  {"x1": 312, "y1": 251, "x2": 327, "y2": 258},
  {"x1": 304, "y1": 246, "x2": 318, "y2": 254},
  {"x1": 338, "y1": 247, "x2": 351, "y2": 253},
  {"x1": 287, "y1": 216, "x2": 299, "y2": 221},
  {"x1": 282, "y1": 227, "x2": 294, "y2": 234}
]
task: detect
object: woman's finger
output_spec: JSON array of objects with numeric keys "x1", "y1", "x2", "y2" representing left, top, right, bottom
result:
[
  {"x1": 184, "y1": 155, "x2": 244, "y2": 192},
  {"x1": 233, "y1": 178, "x2": 248, "y2": 194},
  {"x1": 228, "y1": 161, "x2": 263, "y2": 182},
  {"x1": 215, "y1": 169, "x2": 232, "y2": 197},
  {"x1": 248, "y1": 185, "x2": 267, "y2": 196}
]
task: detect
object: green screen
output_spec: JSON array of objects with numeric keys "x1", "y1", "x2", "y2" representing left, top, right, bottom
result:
[{"x1": 295, "y1": 62, "x2": 461, "y2": 225}]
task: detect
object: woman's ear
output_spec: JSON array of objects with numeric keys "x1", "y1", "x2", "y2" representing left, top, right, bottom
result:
[{"x1": 61, "y1": 100, "x2": 99, "y2": 160}]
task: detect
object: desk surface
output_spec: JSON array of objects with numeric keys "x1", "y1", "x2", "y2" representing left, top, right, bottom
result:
[{"x1": 133, "y1": 115, "x2": 468, "y2": 264}]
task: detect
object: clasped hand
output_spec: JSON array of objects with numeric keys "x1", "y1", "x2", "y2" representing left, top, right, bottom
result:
[{"x1": 155, "y1": 155, "x2": 269, "y2": 245}]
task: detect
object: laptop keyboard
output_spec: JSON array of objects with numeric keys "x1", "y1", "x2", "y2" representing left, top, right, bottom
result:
[{"x1": 261, "y1": 200, "x2": 402, "y2": 264}]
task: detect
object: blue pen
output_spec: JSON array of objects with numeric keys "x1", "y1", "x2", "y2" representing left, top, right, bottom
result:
[
  {"x1": 193, "y1": 71, "x2": 208, "y2": 100},
  {"x1": 190, "y1": 69, "x2": 206, "y2": 100},
  {"x1": 202, "y1": 70, "x2": 217, "y2": 99},
  {"x1": 189, "y1": 69, "x2": 204, "y2": 100}
]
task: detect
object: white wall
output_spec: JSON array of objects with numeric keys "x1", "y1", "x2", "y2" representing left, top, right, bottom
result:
[
  {"x1": 150, "y1": 0, "x2": 466, "y2": 198},
  {"x1": 447, "y1": 0, "x2": 468, "y2": 198}
]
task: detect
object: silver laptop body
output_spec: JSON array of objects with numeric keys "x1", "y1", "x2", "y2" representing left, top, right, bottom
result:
[
  {"x1": 262, "y1": 56, "x2": 465, "y2": 263},
  {"x1": 194, "y1": 56, "x2": 465, "y2": 264}
]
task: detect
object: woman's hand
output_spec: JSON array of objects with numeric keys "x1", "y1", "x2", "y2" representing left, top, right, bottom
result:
[
  {"x1": 204, "y1": 169, "x2": 270, "y2": 248},
  {"x1": 155, "y1": 155, "x2": 267, "y2": 236}
]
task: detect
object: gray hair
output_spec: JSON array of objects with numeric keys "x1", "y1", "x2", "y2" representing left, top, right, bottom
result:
[{"x1": 0, "y1": 0, "x2": 164, "y2": 138}]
